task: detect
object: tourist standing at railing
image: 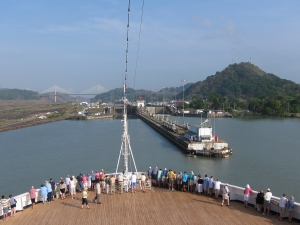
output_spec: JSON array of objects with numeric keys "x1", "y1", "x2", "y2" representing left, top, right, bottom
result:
[
  {"x1": 40, "y1": 184, "x2": 47, "y2": 204},
  {"x1": 288, "y1": 196, "x2": 295, "y2": 223},
  {"x1": 92, "y1": 180, "x2": 101, "y2": 204},
  {"x1": 263, "y1": 188, "x2": 272, "y2": 216},
  {"x1": 152, "y1": 167, "x2": 158, "y2": 186},
  {"x1": 173, "y1": 171, "x2": 177, "y2": 189},
  {"x1": 91, "y1": 171, "x2": 96, "y2": 190},
  {"x1": 244, "y1": 184, "x2": 252, "y2": 208},
  {"x1": 221, "y1": 184, "x2": 230, "y2": 206},
  {"x1": 45, "y1": 181, "x2": 52, "y2": 203},
  {"x1": 50, "y1": 178, "x2": 56, "y2": 201},
  {"x1": 105, "y1": 175, "x2": 110, "y2": 195},
  {"x1": 214, "y1": 179, "x2": 221, "y2": 199},
  {"x1": 208, "y1": 176, "x2": 214, "y2": 197},
  {"x1": 194, "y1": 174, "x2": 199, "y2": 193},
  {"x1": 100, "y1": 170, "x2": 106, "y2": 192},
  {"x1": 110, "y1": 175, "x2": 115, "y2": 195},
  {"x1": 65, "y1": 175, "x2": 70, "y2": 194},
  {"x1": 256, "y1": 190, "x2": 264, "y2": 212},
  {"x1": 168, "y1": 169, "x2": 175, "y2": 190},
  {"x1": 181, "y1": 171, "x2": 188, "y2": 192},
  {"x1": 141, "y1": 173, "x2": 146, "y2": 193},
  {"x1": 82, "y1": 174, "x2": 87, "y2": 188},
  {"x1": 29, "y1": 186, "x2": 36, "y2": 209},
  {"x1": 69, "y1": 177, "x2": 76, "y2": 199},
  {"x1": 162, "y1": 168, "x2": 168, "y2": 187},
  {"x1": 147, "y1": 167, "x2": 152, "y2": 182},
  {"x1": 76, "y1": 174, "x2": 83, "y2": 192},
  {"x1": 1, "y1": 195, "x2": 9, "y2": 221},
  {"x1": 131, "y1": 172, "x2": 137, "y2": 193},
  {"x1": 157, "y1": 168, "x2": 162, "y2": 187},
  {"x1": 279, "y1": 194, "x2": 288, "y2": 221},
  {"x1": 197, "y1": 175, "x2": 203, "y2": 194},
  {"x1": 203, "y1": 175, "x2": 209, "y2": 195},
  {"x1": 87, "y1": 174, "x2": 92, "y2": 190},
  {"x1": 177, "y1": 172, "x2": 182, "y2": 191},
  {"x1": 189, "y1": 171, "x2": 195, "y2": 193},
  {"x1": 118, "y1": 173, "x2": 124, "y2": 194},
  {"x1": 8, "y1": 194, "x2": 17, "y2": 217},
  {"x1": 59, "y1": 179, "x2": 66, "y2": 200}
]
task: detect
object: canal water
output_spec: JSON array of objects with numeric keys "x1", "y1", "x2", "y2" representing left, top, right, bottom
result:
[{"x1": 0, "y1": 116, "x2": 299, "y2": 201}]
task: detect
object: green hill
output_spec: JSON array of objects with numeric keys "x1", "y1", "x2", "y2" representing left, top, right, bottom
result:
[
  {"x1": 0, "y1": 89, "x2": 40, "y2": 100},
  {"x1": 183, "y1": 62, "x2": 300, "y2": 115},
  {"x1": 92, "y1": 84, "x2": 192, "y2": 103},
  {"x1": 184, "y1": 62, "x2": 300, "y2": 99}
]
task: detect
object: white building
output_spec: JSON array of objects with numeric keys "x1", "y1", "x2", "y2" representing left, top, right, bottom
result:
[
  {"x1": 137, "y1": 97, "x2": 145, "y2": 107},
  {"x1": 184, "y1": 125, "x2": 213, "y2": 142}
]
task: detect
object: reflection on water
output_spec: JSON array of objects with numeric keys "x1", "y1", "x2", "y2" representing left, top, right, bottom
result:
[{"x1": 0, "y1": 116, "x2": 299, "y2": 201}]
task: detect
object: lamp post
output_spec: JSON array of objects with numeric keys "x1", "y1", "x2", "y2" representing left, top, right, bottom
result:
[{"x1": 181, "y1": 79, "x2": 185, "y2": 125}]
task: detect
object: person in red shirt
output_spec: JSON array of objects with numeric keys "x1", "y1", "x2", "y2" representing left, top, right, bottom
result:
[{"x1": 244, "y1": 184, "x2": 253, "y2": 208}]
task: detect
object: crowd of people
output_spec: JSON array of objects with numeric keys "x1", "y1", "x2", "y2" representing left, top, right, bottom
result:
[
  {"x1": 244, "y1": 184, "x2": 295, "y2": 223},
  {"x1": 1, "y1": 167, "x2": 296, "y2": 222},
  {"x1": 146, "y1": 166, "x2": 296, "y2": 223}
]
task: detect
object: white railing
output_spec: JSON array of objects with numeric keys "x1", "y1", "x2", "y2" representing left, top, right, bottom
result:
[
  {"x1": 1, "y1": 175, "x2": 298, "y2": 221},
  {"x1": 222, "y1": 183, "x2": 300, "y2": 220}
]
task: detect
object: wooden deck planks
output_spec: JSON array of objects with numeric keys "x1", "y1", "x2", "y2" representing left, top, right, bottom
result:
[{"x1": 1, "y1": 187, "x2": 282, "y2": 225}]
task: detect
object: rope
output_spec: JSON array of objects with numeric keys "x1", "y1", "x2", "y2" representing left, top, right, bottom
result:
[
  {"x1": 133, "y1": 0, "x2": 145, "y2": 90},
  {"x1": 127, "y1": 0, "x2": 145, "y2": 112}
]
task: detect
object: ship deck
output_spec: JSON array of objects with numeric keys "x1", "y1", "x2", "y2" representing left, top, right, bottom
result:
[{"x1": 2, "y1": 187, "x2": 282, "y2": 225}]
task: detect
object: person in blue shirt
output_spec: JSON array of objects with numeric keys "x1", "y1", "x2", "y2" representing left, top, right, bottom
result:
[
  {"x1": 189, "y1": 171, "x2": 195, "y2": 193},
  {"x1": 45, "y1": 181, "x2": 52, "y2": 203},
  {"x1": 288, "y1": 196, "x2": 295, "y2": 223},
  {"x1": 181, "y1": 171, "x2": 188, "y2": 192},
  {"x1": 162, "y1": 168, "x2": 168, "y2": 187},
  {"x1": 203, "y1": 174, "x2": 209, "y2": 195},
  {"x1": 40, "y1": 184, "x2": 48, "y2": 204}
]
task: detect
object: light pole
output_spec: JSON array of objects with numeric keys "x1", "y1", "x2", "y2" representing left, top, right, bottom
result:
[{"x1": 181, "y1": 79, "x2": 185, "y2": 125}]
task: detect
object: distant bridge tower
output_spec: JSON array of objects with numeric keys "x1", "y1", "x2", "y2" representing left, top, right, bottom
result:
[{"x1": 55, "y1": 85, "x2": 57, "y2": 103}]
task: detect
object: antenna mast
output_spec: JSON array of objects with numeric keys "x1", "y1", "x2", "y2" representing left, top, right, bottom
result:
[{"x1": 115, "y1": 0, "x2": 138, "y2": 176}]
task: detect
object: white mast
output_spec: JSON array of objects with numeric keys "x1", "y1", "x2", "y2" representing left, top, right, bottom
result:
[{"x1": 115, "y1": 0, "x2": 138, "y2": 176}]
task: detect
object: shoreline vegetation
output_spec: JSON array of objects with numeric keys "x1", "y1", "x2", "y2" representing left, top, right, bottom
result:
[{"x1": 1, "y1": 103, "x2": 299, "y2": 133}]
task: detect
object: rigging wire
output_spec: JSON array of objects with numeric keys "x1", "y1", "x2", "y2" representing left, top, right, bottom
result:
[
  {"x1": 133, "y1": 0, "x2": 145, "y2": 90},
  {"x1": 125, "y1": 0, "x2": 145, "y2": 123}
]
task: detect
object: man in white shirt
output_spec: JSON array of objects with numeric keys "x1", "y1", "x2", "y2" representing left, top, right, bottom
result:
[
  {"x1": 131, "y1": 172, "x2": 137, "y2": 193},
  {"x1": 118, "y1": 173, "x2": 124, "y2": 194},
  {"x1": 92, "y1": 180, "x2": 101, "y2": 204},
  {"x1": 263, "y1": 188, "x2": 272, "y2": 216},
  {"x1": 279, "y1": 194, "x2": 288, "y2": 220},
  {"x1": 214, "y1": 179, "x2": 221, "y2": 198}
]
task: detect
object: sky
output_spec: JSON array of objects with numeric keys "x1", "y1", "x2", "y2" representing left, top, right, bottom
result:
[{"x1": 0, "y1": 0, "x2": 299, "y2": 94}]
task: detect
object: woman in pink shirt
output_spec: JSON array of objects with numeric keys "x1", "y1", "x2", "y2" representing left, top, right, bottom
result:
[
  {"x1": 82, "y1": 175, "x2": 87, "y2": 188},
  {"x1": 244, "y1": 184, "x2": 252, "y2": 208},
  {"x1": 29, "y1": 186, "x2": 36, "y2": 209}
]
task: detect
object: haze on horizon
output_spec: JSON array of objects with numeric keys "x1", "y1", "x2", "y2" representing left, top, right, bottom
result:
[{"x1": 0, "y1": 0, "x2": 299, "y2": 94}]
